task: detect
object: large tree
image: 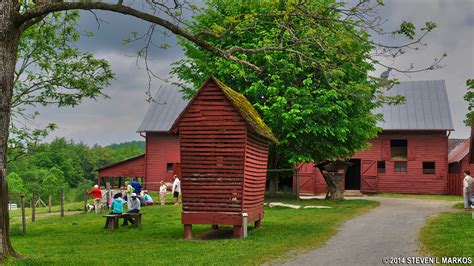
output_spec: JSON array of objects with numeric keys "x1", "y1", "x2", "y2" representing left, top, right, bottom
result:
[
  {"x1": 171, "y1": 0, "x2": 442, "y2": 198},
  {"x1": 463, "y1": 79, "x2": 474, "y2": 125},
  {"x1": 0, "y1": 0, "x2": 443, "y2": 259},
  {"x1": 9, "y1": 11, "x2": 113, "y2": 163}
]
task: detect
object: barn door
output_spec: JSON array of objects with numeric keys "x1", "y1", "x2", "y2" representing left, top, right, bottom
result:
[
  {"x1": 361, "y1": 160, "x2": 378, "y2": 192},
  {"x1": 299, "y1": 174, "x2": 316, "y2": 194}
]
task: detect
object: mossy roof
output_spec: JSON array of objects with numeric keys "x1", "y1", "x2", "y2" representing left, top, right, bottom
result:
[{"x1": 212, "y1": 77, "x2": 278, "y2": 144}]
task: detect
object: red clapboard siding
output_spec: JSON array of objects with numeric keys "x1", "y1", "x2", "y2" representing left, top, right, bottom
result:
[
  {"x1": 177, "y1": 78, "x2": 271, "y2": 229},
  {"x1": 243, "y1": 131, "x2": 269, "y2": 211},
  {"x1": 179, "y1": 80, "x2": 246, "y2": 215},
  {"x1": 295, "y1": 131, "x2": 449, "y2": 195},
  {"x1": 145, "y1": 133, "x2": 181, "y2": 191}
]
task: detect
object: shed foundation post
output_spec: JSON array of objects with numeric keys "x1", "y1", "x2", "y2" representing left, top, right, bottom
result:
[
  {"x1": 254, "y1": 220, "x2": 261, "y2": 229},
  {"x1": 233, "y1": 225, "x2": 242, "y2": 238},
  {"x1": 184, "y1": 224, "x2": 193, "y2": 240}
]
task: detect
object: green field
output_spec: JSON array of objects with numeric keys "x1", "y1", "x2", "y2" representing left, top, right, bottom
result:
[
  {"x1": 420, "y1": 211, "x2": 474, "y2": 258},
  {"x1": 6, "y1": 199, "x2": 378, "y2": 265}
]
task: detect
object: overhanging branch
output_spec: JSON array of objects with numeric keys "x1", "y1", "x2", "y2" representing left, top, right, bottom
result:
[{"x1": 18, "y1": 2, "x2": 262, "y2": 72}]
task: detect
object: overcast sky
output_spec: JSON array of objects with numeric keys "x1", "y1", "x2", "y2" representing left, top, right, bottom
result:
[{"x1": 30, "y1": 0, "x2": 474, "y2": 145}]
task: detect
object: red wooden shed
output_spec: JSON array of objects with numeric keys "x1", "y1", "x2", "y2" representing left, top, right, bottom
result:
[
  {"x1": 171, "y1": 77, "x2": 278, "y2": 239},
  {"x1": 295, "y1": 80, "x2": 454, "y2": 195}
]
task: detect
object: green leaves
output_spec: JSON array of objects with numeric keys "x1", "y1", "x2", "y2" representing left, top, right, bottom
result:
[
  {"x1": 10, "y1": 11, "x2": 114, "y2": 159},
  {"x1": 397, "y1": 21, "x2": 416, "y2": 39},
  {"x1": 463, "y1": 79, "x2": 474, "y2": 125},
  {"x1": 173, "y1": 0, "x2": 382, "y2": 167}
]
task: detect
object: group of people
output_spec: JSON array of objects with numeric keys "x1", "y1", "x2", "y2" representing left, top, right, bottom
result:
[
  {"x1": 88, "y1": 175, "x2": 182, "y2": 227},
  {"x1": 463, "y1": 170, "x2": 474, "y2": 210}
]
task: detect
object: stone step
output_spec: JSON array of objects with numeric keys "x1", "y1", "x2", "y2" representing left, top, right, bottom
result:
[{"x1": 343, "y1": 190, "x2": 363, "y2": 197}]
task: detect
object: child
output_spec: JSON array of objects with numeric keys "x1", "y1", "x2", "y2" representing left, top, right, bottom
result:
[
  {"x1": 104, "y1": 192, "x2": 124, "y2": 229},
  {"x1": 143, "y1": 191, "x2": 154, "y2": 205},
  {"x1": 160, "y1": 180, "x2": 167, "y2": 206},
  {"x1": 172, "y1": 175, "x2": 181, "y2": 205}
]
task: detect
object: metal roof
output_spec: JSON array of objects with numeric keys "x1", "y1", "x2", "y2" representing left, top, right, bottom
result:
[
  {"x1": 448, "y1": 138, "x2": 470, "y2": 164},
  {"x1": 375, "y1": 80, "x2": 454, "y2": 130},
  {"x1": 138, "y1": 80, "x2": 454, "y2": 133},
  {"x1": 137, "y1": 85, "x2": 190, "y2": 132},
  {"x1": 448, "y1": 139, "x2": 466, "y2": 153}
]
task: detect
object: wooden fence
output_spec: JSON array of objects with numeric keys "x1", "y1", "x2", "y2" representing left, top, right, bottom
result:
[{"x1": 447, "y1": 173, "x2": 463, "y2": 196}]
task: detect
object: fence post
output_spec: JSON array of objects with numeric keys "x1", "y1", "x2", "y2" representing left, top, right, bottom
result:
[
  {"x1": 31, "y1": 189, "x2": 36, "y2": 222},
  {"x1": 60, "y1": 187, "x2": 64, "y2": 217},
  {"x1": 83, "y1": 185, "x2": 88, "y2": 213},
  {"x1": 20, "y1": 192, "x2": 26, "y2": 236},
  {"x1": 106, "y1": 182, "x2": 111, "y2": 209},
  {"x1": 48, "y1": 195, "x2": 52, "y2": 213},
  {"x1": 295, "y1": 167, "x2": 300, "y2": 201}
]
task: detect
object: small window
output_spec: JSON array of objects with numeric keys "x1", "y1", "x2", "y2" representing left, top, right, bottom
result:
[
  {"x1": 391, "y1": 140, "x2": 407, "y2": 161},
  {"x1": 167, "y1": 163, "x2": 174, "y2": 172},
  {"x1": 394, "y1": 161, "x2": 407, "y2": 173},
  {"x1": 423, "y1": 162, "x2": 435, "y2": 174},
  {"x1": 377, "y1": 161, "x2": 386, "y2": 173}
]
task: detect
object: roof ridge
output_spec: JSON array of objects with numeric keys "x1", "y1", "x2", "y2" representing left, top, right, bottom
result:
[{"x1": 211, "y1": 77, "x2": 278, "y2": 144}]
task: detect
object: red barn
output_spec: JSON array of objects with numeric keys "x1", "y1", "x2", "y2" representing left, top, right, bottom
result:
[
  {"x1": 171, "y1": 77, "x2": 278, "y2": 239},
  {"x1": 447, "y1": 120, "x2": 474, "y2": 195},
  {"x1": 98, "y1": 85, "x2": 190, "y2": 190},
  {"x1": 296, "y1": 80, "x2": 454, "y2": 195}
]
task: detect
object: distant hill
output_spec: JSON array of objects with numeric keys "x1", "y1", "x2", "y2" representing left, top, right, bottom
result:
[{"x1": 107, "y1": 140, "x2": 145, "y2": 151}]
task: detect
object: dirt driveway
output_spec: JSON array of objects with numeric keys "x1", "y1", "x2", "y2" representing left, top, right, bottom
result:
[{"x1": 276, "y1": 197, "x2": 456, "y2": 266}]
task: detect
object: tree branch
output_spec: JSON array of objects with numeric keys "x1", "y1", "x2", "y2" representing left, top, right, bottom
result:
[{"x1": 18, "y1": 2, "x2": 262, "y2": 72}]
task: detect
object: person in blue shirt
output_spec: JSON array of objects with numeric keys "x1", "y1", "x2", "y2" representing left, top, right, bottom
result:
[
  {"x1": 143, "y1": 191, "x2": 154, "y2": 205},
  {"x1": 110, "y1": 192, "x2": 124, "y2": 214},
  {"x1": 131, "y1": 180, "x2": 142, "y2": 195},
  {"x1": 104, "y1": 192, "x2": 124, "y2": 229}
]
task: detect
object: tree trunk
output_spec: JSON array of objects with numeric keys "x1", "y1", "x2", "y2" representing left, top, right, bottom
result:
[
  {"x1": 0, "y1": 0, "x2": 21, "y2": 260},
  {"x1": 323, "y1": 174, "x2": 344, "y2": 200}
]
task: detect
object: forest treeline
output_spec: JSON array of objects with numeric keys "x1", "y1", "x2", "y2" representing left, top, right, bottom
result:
[{"x1": 7, "y1": 138, "x2": 144, "y2": 202}]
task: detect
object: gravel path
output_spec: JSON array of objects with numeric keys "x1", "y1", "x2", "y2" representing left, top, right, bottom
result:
[{"x1": 276, "y1": 197, "x2": 456, "y2": 266}]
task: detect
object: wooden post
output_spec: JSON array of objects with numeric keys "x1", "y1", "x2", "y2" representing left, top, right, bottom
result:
[
  {"x1": 83, "y1": 185, "x2": 88, "y2": 213},
  {"x1": 20, "y1": 192, "x2": 26, "y2": 236},
  {"x1": 184, "y1": 224, "x2": 193, "y2": 240},
  {"x1": 233, "y1": 225, "x2": 243, "y2": 238},
  {"x1": 295, "y1": 167, "x2": 300, "y2": 201},
  {"x1": 254, "y1": 220, "x2": 261, "y2": 229},
  {"x1": 31, "y1": 189, "x2": 36, "y2": 222},
  {"x1": 60, "y1": 187, "x2": 64, "y2": 217},
  {"x1": 48, "y1": 195, "x2": 52, "y2": 213},
  {"x1": 106, "y1": 182, "x2": 111, "y2": 209}
]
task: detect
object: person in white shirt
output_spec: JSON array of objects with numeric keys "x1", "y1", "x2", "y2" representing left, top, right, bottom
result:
[
  {"x1": 122, "y1": 193, "x2": 141, "y2": 226},
  {"x1": 172, "y1": 175, "x2": 181, "y2": 205},
  {"x1": 463, "y1": 170, "x2": 473, "y2": 210},
  {"x1": 159, "y1": 180, "x2": 167, "y2": 206}
]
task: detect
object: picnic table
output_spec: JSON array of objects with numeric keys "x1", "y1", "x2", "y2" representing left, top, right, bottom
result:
[{"x1": 103, "y1": 213, "x2": 142, "y2": 231}]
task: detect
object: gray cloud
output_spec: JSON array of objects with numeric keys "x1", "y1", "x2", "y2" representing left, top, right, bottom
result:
[{"x1": 32, "y1": 0, "x2": 474, "y2": 145}]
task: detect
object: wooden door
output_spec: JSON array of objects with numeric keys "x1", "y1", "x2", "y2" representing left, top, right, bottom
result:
[{"x1": 361, "y1": 160, "x2": 377, "y2": 192}]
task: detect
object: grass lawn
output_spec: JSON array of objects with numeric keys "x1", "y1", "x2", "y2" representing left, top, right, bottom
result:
[
  {"x1": 420, "y1": 211, "x2": 474, "y2": 258},
  {"x1": 371, "y1": 193, "x2": 463, "y2": 201},
  {"x1": 6, "y1": 198, "x2": 378, "y2": 265}
]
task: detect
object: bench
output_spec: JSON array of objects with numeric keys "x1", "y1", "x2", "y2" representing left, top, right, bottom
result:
[{"x1": 103, "y1": 213, "x2": 142, "y2": 230}]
